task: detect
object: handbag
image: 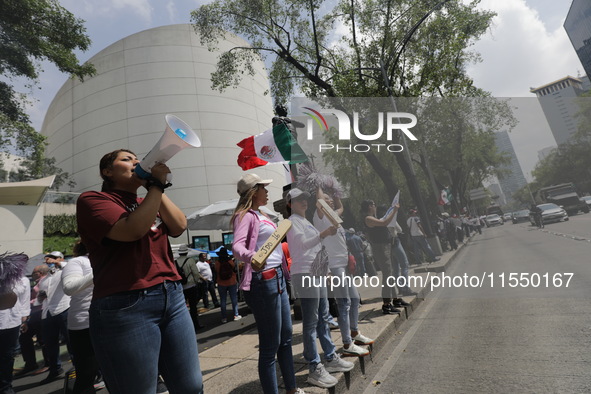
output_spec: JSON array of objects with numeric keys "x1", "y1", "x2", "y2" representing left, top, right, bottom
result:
[
  {"x1": 310, "y1": 246, "x2": 329, "y2": 276},
  {"x1": 347, "y1": 253, "x2": 357, "y2": 275}
]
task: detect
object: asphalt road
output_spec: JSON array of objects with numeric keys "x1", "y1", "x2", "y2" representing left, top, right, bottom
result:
[{"x1": 353, "y1": 214, "x2": 591, "y2": 393}]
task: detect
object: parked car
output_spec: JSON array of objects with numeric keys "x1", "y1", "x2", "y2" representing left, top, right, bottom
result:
[
  {"x1": 485, "y1": 214, "x2": 503, "y2": 226},
  {"x1": 512, "y1": 209, "x2": 530, "y2": 224},
  {"x1": 502, "y1": 213, "x2": 512, "y2": 222},
  {"x1": 529, "y1": 203, "x2": 569, "y2": 225},
  {"x1": 581, "y1": 196, "x2": 591, "y2": 209}
]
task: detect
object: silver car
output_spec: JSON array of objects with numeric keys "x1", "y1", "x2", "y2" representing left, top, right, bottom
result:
[
  {"x1": 537, "y1": 203, "x2": 569, "y2": 224},
  {"x1": 485, "y1": 214, "x2": 503, "y2": 226}
]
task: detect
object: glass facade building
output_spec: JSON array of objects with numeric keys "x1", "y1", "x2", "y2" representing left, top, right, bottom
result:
[{"x1": 565, "y1": 0, "x2": 591, "y2": 80}]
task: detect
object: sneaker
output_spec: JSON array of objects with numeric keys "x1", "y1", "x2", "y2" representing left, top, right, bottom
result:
[
  {"x1": 293, "y1": 388, "x2": 307, "y2": 394},
  {"x1": 394, "y1": 298, "x2": 411, "y2": 307},
  {"x1": 352, "y1": 332, "x2": 375, "y2": 345},
  {"x1": 343, "y1": 343, "x2": 370, "y2": 356},
  {"x1": 221, "y1": 318, "x2": 227, "y2": 323},
  {"x1": 325, "y1": 354, "x2": 354, "y2": 372},
  {"x1": 382, "y1": 304, "x2": 401, "y2": 315},
  {"x1": 93, "y1": 379, "x2": 106, "y2": 390},
  {"x1": 234, "y1": 315, "x2": 242, "y2": 321},
  {"x1": 156, "y1": 377, "x2": 169, "y2": 394},
  {"x1": 328, "y1": 320, "x2": 339, "y2": 330},
  {"x1": 307, "y1": 363, "x2": 338, "y2": 388}
]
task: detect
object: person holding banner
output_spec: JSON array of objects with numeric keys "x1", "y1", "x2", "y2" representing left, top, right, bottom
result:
[
  {"x1": 231, "y1": 174, "x2": 301, "y2": 394},
  {"x1": 361, "y1": 199, "x2": 405, "y2": 315},
  {"x1": 313, "y1": 190, "x2": 374, "y2": 357},
  {"x1": 76, "y1": 149, "x2": 203, "y2": 394},
  {"x1": 287, "y1": 188, "x2": 354, "y2": 389}
]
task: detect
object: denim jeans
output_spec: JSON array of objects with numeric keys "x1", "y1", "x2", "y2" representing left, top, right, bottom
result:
[
  {"x1": 244, "y1": 267, "x2": 296, "y2": 394},
  {"x1": 89, "y1": 281, "x2": 203, "y2": 394},
  {"x1": 218, "y1": 284, "x2": 239, "y2": 319},
  {"x1": 43, "y1": 309, "x2": 69, "y2": 374},
  {"x1": 0, "y1": 326, "x2": 20, "y2": 394},
  {"x1": 292, "y1": 273, "x2": 337, "y2": 371},
  {"x1": 390, "y1": 237, "x2": 411, "y2": 292},
  {"x1": 411, "y1": 235, "x2": 437, "y2": 262},
  {"x1": 329, "y1": 267, "x2": 360, "y2": 345}
]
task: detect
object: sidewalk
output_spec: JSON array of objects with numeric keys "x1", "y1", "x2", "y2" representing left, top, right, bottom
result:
[{"x1": 199, "y1": 239, "x2": 470, "y2": 393}]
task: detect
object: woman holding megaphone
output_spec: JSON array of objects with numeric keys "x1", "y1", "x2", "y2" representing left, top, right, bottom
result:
[{"x1": 76, "y1": 149, "x2": 203, "y2": 394}]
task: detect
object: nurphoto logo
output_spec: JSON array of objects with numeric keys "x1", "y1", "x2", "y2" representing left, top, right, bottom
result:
[{"x1": 302, "y1": 107, "x2": 417, "y2": 153}]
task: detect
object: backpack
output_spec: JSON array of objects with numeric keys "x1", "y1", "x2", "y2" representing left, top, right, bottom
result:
[
  {"x1": 218, "y1": 259, "x2": 234, "y2": 281},
  {"x1": 175, "y1": 257, "x2": 190, "y2": 285}
]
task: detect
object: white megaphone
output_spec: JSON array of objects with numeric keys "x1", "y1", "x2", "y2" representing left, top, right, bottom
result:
[{"x1": 135, "y1": 114, "x2": 201, "y2": 182}]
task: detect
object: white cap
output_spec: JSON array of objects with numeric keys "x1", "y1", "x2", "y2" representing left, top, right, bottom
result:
[
  {"x1": 237, "y1": 173, "x2": 273, "y2": 195},
  {"x1": 285, "y1": 188, "x2": 311, "y2": 203},
  {"x1": 178, "y1": 244, "x2": 189, "y2": 254},
  {"x1": 45, "y1": 251, "x2": 64, "y2": 259}
]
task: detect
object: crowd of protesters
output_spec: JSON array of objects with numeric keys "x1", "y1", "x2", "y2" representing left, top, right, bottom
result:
[{"x1": 2, "y1": 154, "x2": 486, "y2": 394}]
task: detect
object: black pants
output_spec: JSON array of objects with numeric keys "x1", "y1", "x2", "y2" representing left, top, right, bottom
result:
[
  {"x1": 19, "y1": 310, "x2": 48, "y2": 369},
  {"x1": 183, "y1": 286, "x2": 202, "y2": 331},
  {"x1": 69, "y1": 329, "x2": 99, "y2": 394}
]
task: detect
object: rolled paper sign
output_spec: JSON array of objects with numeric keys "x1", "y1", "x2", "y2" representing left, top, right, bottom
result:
[{"x1": 251, "y1": 219, "x2": 292, "y2": 271}]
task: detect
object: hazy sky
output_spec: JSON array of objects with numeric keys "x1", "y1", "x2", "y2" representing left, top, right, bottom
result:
[{"x1": 17, "y1": 0, "x2": 583, "y2": 180}]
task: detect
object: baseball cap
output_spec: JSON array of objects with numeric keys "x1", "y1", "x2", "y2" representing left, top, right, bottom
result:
[
  {"x1": 348, "y1": 228, "x2": 356, "y2": 234},
  {"x1": 441, "y1": 212, "x2": 449, "y2": 218},
  {"x1": 45, "y1": 251, "x2": 64, "y2": 259},
  {"x1": 285, "y1": 188, "x2": 311, "y2": 203},
  {"x1": 178, "y1": 244, "x2": 189, "y2": 254},
  {"x1": 237, "y1": 173, "x2": 273, "y2": 195}
]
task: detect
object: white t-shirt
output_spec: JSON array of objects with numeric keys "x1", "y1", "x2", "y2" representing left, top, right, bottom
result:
[
  {"x1": 38, "y1": 269, "x2": 70, "y2": 319},
  {"x1": 197, "y1": 261, "x2": 213, "y2": 281},
  {"x1": 61, "y1": 255, "x2": 93, "y2": 330},
  {"x1": 255, "y1": 211, "x2": 283, "y2": 270},
  {"x1": 313, "y1": 211, "x2": 347, "y2": 268},
  {"x1": 407, "y1": 216, "x2": 423, "y2": 237},
  {"x1": 287, "y1": 213, "x2": 322, "y2": 275},
  {"x1": 0, "y1": 276, "x2": 30, "y2": 330}
]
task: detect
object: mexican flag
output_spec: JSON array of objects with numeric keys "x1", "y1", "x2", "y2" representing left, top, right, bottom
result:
[
  {"x1": 237, "y1": 123, "x2": 308, "y2": 171},
  {"x1": 438, "y1": 188, "x2": 450, "y2": 206}
]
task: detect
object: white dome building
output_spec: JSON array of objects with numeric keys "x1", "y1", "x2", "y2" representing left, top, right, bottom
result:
[{"x1": 41, "y1": 24, "x2": 286, "y2": 244}]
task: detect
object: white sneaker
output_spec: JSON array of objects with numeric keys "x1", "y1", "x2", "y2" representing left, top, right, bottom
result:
[
  {"x1": 234, "y1": 315, "x2": 242, "y2": 321},
  {"x1": 343, "y1": 343, "x2": 370, "y2": 356},
  {"x1": 307, "y1": 363, "x2": 338, "y2": 388},
  {"x1": 293, "y1": 388, "x2": 307, "y2": 394},
  {"x1": 352, "y1": 332, "x2": 375, "y2": 345},
  {"x1": 324, "y1": 354, "x2": 354, "y2": 372}
]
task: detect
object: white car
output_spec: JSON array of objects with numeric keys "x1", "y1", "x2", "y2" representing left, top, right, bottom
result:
[{"x1": 485, "y1": 214, "x2": 503, "y2": 226}]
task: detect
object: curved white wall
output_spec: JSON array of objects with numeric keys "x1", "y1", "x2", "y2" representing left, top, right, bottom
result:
[{"x1": 41, "y1": 24, "x2": 285, "y2": 216}]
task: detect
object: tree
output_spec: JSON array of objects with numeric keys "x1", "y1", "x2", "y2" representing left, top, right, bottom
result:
[
  {"x1": 0, "y1": 0, "x2": 95, "y2": 178},
  {"x1": 192, "y1": 0, "x2": 502, "y2": 228}
]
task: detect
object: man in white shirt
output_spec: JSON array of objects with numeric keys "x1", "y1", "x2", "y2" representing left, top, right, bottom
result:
[
  {"x1": 196, "y1": 253, "x2": 219, "y2": 309},
  {"x1": 38, "y1": 259, "x2": 71, "y2": 385},
  {"x1": 0, "y1": 275, "x2": 30, "y2": 394}
]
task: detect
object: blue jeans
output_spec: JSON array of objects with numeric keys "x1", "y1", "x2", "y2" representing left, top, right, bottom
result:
[
  {"x1": 0, "y1": 326, "x2": 20, "y2": 394},
  {"x1": 43, "y1": 308, "x2": 69, "y2": 374},
  {"x1": 244, "y1": 267, "x2": 296, "y2": 394},
  {"x1": 218, "y1": 284, "x2": 239, "y2": 319},
  {"x1": 411, "y1": 235, "x2": 437, "y2": 262},
  {"x1": 390, "y1": 237, "x2": 411, "y2": 291},
  {"x1": 292, "y1": 273, "x2": 337, "y2": 371},
  {"x1": 329, "y1": 267, "x2": 360, "y2": 345},
  {"x1": 89, "y1": 281, "x2": 202, "y2": 394}
]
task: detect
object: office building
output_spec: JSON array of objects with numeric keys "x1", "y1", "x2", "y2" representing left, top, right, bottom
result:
[
  {"x1": 494, "y1": 131, "x2": 528, "y2": 204},
  {"x1": 530, "y1": 75, "x2": 589, "y2": 146},
  {"x1": 565, "y1": 0, "x2": 591, "y2": 80}
]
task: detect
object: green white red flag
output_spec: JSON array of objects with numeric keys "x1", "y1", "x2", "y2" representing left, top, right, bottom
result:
[{"x1": 237, "y1": 123, "x2": 308, "y2": 170}]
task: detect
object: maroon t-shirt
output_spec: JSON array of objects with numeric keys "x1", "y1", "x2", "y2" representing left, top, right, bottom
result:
[{"x1": 76, "y1": 190, "x2": 181, "y2": 299}]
